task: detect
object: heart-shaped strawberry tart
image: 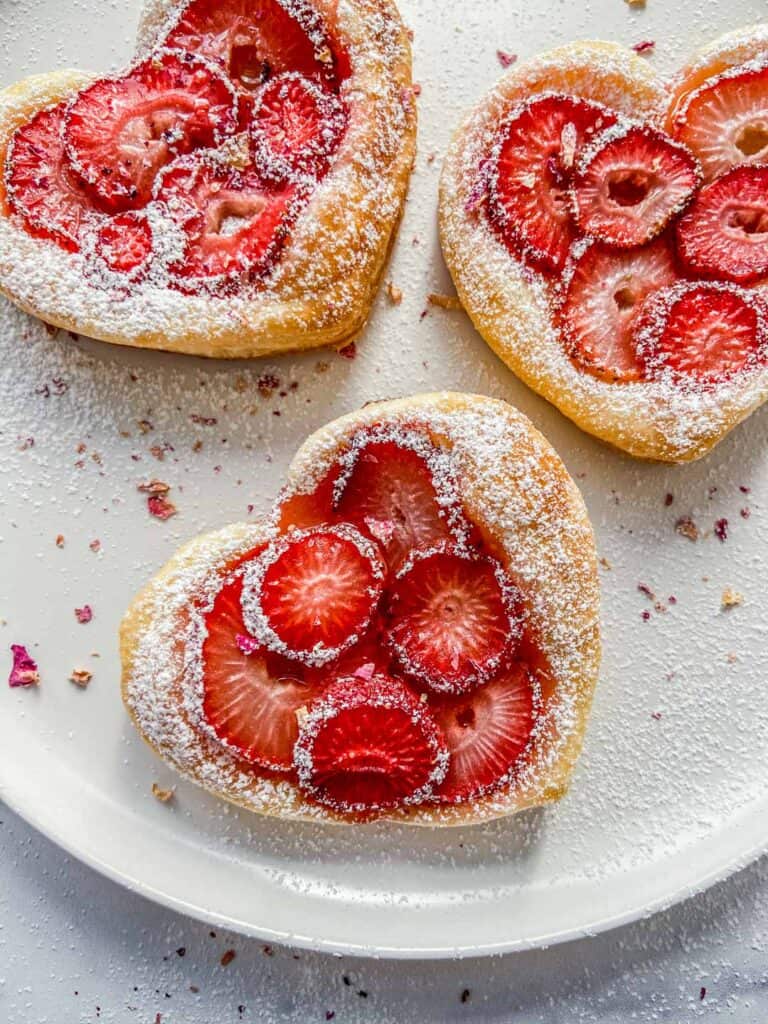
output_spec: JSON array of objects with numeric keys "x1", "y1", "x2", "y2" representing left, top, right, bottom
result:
[
  {"x1": 121, "y1": 393, "x2": 600, "y2": 825},
  {"x1": 0, "y1": 0, "x2": 416, "y2": 357},
  {"x1": 440, "y1": 26, "x2": 768, "y2": 462}
]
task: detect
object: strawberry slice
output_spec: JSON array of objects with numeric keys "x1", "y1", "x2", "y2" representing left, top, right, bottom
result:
[
  {"x1": 488, "y1": 93, "x2": 616, "y2": 273},
  {"x1": 676, "y1": 166, "x2": 768, "y2": 284},
  {"x1": 240, "y1": 524, "x2": 386, "y2": 667},
  {"x1": 294, "y1": 674, "x2": 449, "y2": 813},
  {"x1": 64, "y1": 50, "x2": 237, "y2": 212},
  {"x1": 634, "y1": 282, "x2": 767, "y2": 384},
  {"x1": 94, "y1": 211, "x2": 153, "y2": 276},
  {"x1": 201, "y1": 575, "x2": 325, "y2": 771},
  {"x1": 164, "y1": 0, "x2": 338, "y2": 96},
  {"x1": 251, "y1": 72, "x2": 347, "y2": 182},
  {"x1": 431, "y1": 662, "x2": 535, "y2": 803},
  {"x1": 384, "y1": 545, "x2": 520, "y2": 695},
  {"x1": 672, "y1": 59, "x2": 768, "y2": 181},
  {"x1": 573, "y1": 124, "x2": 700, "y2": 249},
  {"x1": 5, "y1": 103, "x2": 94, "y2": 250},
  {"x1": 155, "y1": 153, "x2": 298, "y2": 285},
  {"x1": 559, "y1": 236, "x2": 678, "y2": 383},
  {"x1": 333, "y1": 431, "x2": 463, "y2": 572}
]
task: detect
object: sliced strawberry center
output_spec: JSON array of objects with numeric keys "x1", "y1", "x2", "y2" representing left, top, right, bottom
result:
[
  {"x1": 634, "y1": 282, "x2": 766, "y2": 383},
  {"x1": 95, "y1": 211, "x2": 153, "y2": 274},
  {"x1": 156, "y1": 153, "x2": 297, "y2": 283},
  {"x1": 385, "y1": 546, "x2": 519, "y2": 695},
  {"x1": 431, "y1": 662, "x2": 535, "y2": 803},
  {"x1": 559, "y1": 236, "x2": 678, "y2": 383},
  {"x1": 240, "y1": 524, "x2": 386, "y2": 666},
  {"x1": 163, "y1": 0, "x2": 340, "y2": 95},
  {"x1": 251, "y1": 72, "x2": 347, "y2": 182},
  {"x1": 64, "y1": 50, "x2": 238, "y2": 211},
  {"x1": 333, "y1": 435, "x2": 461, "y2": 572},
  {"x1": 294, "y1": 674, "x2": 448, "y2": 812},
  {"x1": 676, "y1": 165, "x2": 768, "y2": 284},
  {"x1": 488, "y1": 93, "x2": 616, "y2": 273},
  {"x1": 5, "y1": 103, "x2": 94, "y2": 250},
  {"x1": 672, "y1": 59, "x2": 768, "y2": 181},
  {"x1": 201, "y1": 576, "x2": 325, "y2": 771},
  {"x1": 573, "y1": 124, "x2": 700, "y2": 249}
]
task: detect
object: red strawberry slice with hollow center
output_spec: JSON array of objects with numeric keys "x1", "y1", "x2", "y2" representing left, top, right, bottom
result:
[
  {"x1": 676, "y1": 165, "x2": 768, "y2": 284},
  {"x1": 385, "y1": 545, "x2": 519, "y2": 695},
  {"x1": 65, "y1": 50, "x2": 238, "y2": 212},
  {"x1": 251, "y1": 72, "x2": 347, "y2": 182},
  {"x1": 672, "y1": 58, "x2": 768, "y2": 182},
  {"x1": 241, "y1": 524, "x2": 386, "y2": 666},
  {"x1": 573, "y1": 124, "x2": 701, "y2": 249},
  {"x1": 294, "y1": 674, "x2": 448, "y2": 812},
  {"x1": 5, "y1": 103, "x2": 94, "y2": 250},
  {"x1": 488, "y1": 93, "x2": 616, "y2": 273},
  {"x1": 431, "y1": 662, "x2": 535, "y2": 804},
  {"x1": 94, "y1": 211, "x2": 153, "y2": 275},
  {"x1": 164, "y1": 0, "x2": 338, "y2": 95},
  {"x1": 634, "y1": 282, "x2": 766, "y2": 383},
  {"x1": 155, "y1": 153, "x2": 298, "y2": 284},
  {"x1": 333, "y1": 438, "x2": 460, "y2": 572},
  {"x1": 201, "y1": 575, "x2": 325, "y2": 771},
  {"x1": 559, "y1": 236, "x2": 678, "y2": 383}
]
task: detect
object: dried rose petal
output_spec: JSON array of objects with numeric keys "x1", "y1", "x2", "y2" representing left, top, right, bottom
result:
[
  {"x1": 632, "y1": 40, "x2": 655, "y2": 53},
  {"x1": 353, "y1": 662, "x2": 376, "y2": 681},
  {"x1": 75, "y1": 605, "x2": 93, "y2": 624},
  {"x1": 235, "y1": 633, "x2": 260, "y2": 655},
  {"x1": 9, "y1": 644, "x2": 39, "y2": 687},
  {"x1": 715, "y1": 518, "x2": 729, "y2": 542},
  {"x1": 496, "y1": 50, "x2": 517, "y2": 68},
  {"x1": 148, "y1": 495, "x2": 178, "y2": 520},
  {"x1": 339, "y1": 341, "x2": 357, "y2": 360}
]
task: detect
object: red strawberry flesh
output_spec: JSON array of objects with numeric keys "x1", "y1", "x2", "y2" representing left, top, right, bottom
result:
[
  {"x1": 676, "y1": 165, "x2": 768, "y2": 284},
  {"x1": 573, "y1": 124, "x2": 700, "y2": 248},
  {"x1": 201, "y1": 576, "x2": 324, "y2": 770},
  {"x1": 95, "y1": 211, "x2": 153, "y2": 273},
  {"x1": 241, "y1": 525, "x2": 385, "y2": 665},
  {"x1": 431, "y1": 662, "x2": 535, "y2": 803},
  {"x1": 164, "y1": 0, "x2": 338, "y2": 95},
  {"x1": 489, "y1": 94, "x2": 616, "y2": 272},
  {"x1": 673, "y1": 59, "x2": 768, "y2": 181},
  {"x1": 251, "y1": 72, "x2": 347, "y2": 182},
  {"x1": 635, "y1": 282, "x2": 766, "y2": 383},
  {"x1": 333, "y1": 436, "x2": 460, "y2": 572},
  {"x1": 156, "y1": 153, "x2": 297, "y2": 283},
  {"x1": 385, "y1": 546, "x2": 519, "y2": 694},
  {"x1": 65, "y1": 50, "x2": 237, "y2": 211},
  {"x1": 6, "y1": 103, "x2": 94, "y2": 250},
  {"x1": 294, "y1": 674, "x2": 448, "y2": 812},
  {"x1": 559, "y1": 236, "x2": 678, "y2": 383}
]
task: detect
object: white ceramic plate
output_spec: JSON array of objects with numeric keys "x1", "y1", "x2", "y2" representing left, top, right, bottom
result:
[{"x1": 2, "y1": 0, "x2": 768, "y2": 959}]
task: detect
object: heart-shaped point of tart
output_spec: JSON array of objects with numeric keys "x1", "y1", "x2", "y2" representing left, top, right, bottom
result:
[
  {"x1": 120, "y1": 393, "x2": 601, "y2": 826},
  {"x1": 0, "y1": 0, "x2": 415, "y2": 357},
  {"x1": 440, "y1": 28, "x2": 768, "y2": 462}
]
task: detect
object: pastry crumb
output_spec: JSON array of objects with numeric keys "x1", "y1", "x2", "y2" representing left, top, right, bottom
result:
[
  {"x1": 69, "y1": 668, "x2": 92, "y2": 688},
  {"x1": 428, "y1": 292, "x2": 463, "y2": 310},
  {"x1": 151, "y1": 782, "x2": 175, "y2": 803},
  {"x1": 386, "y1": 281, "x2": 403, "y2": 305},
  {"x1": 721, "y1": 587, "x2": 743, "y2": 610},
  {"x1": 599, "y1": 556, "x2": 612, "y2": 570},
  {"x1": 675, "y1": 516, "x2": 699, "y2": 541}
]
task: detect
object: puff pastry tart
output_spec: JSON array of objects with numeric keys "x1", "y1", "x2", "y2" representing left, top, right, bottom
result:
[
  {"x1": 0, "y1": 0, "x2": 416, "y2": 357},
  {"x1": 440, "y1": 26, "x2": 768, "y2": 462},
  {"x1": 121, "y1": 393, "x2": 600, "y2": 826}
]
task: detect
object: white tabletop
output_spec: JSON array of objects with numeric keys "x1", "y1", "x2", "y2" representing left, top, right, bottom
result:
[{"x1": 2, "y1": 804, "x2": 767, "y2": 1023}]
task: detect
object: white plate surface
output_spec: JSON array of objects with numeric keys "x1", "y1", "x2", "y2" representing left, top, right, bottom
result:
[{"x1": 2, "y1": 0, "x2": 768, "y2": 959}]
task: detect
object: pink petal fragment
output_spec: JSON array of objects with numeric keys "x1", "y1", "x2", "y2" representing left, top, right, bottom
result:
[
  {"x1": 148, "y1": 495, "x2": 178, "y2": 520},
  {"x1": 75, "y1": 605, "x2": 93, "y2": 624},
  {"x1": 9, "y1": 644, "x2": 39, "y2": 687},
  {"x1": 236, "y1": 633, "x2": 260, "y2": 656},
  {"x1": 353, "y1": 662, "x2": 376, "y2": 681},
  {"x1": 497, "y1": 50, "x2": 517, "y2": 68}
]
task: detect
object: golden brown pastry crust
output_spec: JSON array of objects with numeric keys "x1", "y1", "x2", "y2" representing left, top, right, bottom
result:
[
  {"x1": 0, "y1": 0, "x2": 416, "y2": 358},
  {"x1": 439, "y1": 36, "x2": 768, "y2": 463},
  {"x1": 121, "y1": 392, "x2": 601, "y2": 827}
]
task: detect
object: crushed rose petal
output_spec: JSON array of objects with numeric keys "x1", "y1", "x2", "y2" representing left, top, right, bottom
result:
[
  {"x1": 148, "y1": 495, "x2": 178, "y2": 520},
  {"x1": 632, "y1": 40, "x2": 655, "y2": 53},
  {"x1": 235, "y1": 633, "x2": 260, "y2": 655},
  {"x1": 89, "y1": 539, "x2": 101, "y2": 553},
  {"x1": 8, "y1": 644, "x2": 39, "y2": 687},
  {"x1": 714, "y1": 518, "x2": 729, "y2": 542},
  {"x1": 220, "y1": 950, "x2": 237, "y2": 967},
  {"x1": 55, "y1": 534, "x2": 65, "y2": 548},
  {"x1": 353, "y1": 662, "x2": 376, "y2": 681},
  {"x1": 338, "y1": 341, "x2": 357, "y2": 360},
  {"x1": 75, "y1": 605, "x2": 93, "y2": 624},
  {"x1": 496, "y1": 50, "x2": 517, "y2": 68}
]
